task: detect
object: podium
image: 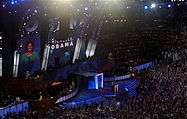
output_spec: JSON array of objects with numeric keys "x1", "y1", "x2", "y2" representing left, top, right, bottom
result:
[{"x1": 74, "y1": 72, "x2": 103, "y2": 90}]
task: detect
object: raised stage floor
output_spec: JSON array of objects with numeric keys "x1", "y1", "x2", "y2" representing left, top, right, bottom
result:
[{"x1": 59, "y1": 78, "x2": 139, "y2": 108}]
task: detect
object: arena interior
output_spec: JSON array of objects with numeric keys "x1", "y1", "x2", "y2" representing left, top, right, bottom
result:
[{"x1": 0, "y1": 0, "x2": 186, "y2": 119}]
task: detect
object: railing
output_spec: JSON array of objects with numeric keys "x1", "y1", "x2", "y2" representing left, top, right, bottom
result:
[
  {"x1": 104, "y1": 62, "x2": 154, "y2": 82},
  {"x1": 55, "y1": 74, "x2": 81, "y2": 104},
  {"x1": 104, "y1": 74, "x2": 132, "y2": 82},
  {"x1": 55, "y1": 88, "x2": 79, "y2": 104},
  {"x1": 133, "y1": 62, "x2": 153, "y2": 73},
  {"x1": 64, "y1": 96, "x2": 103, "y2": 108},
  {"x1": 0, "y1": 101, "x2": 29, "y2": 119}
]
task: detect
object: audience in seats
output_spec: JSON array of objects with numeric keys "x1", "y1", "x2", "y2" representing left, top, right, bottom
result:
[
  {"x1": 12, "y1": 59, "x2": 186, "y2": 119},
  {"x1": 1, "y1": 49, "x2": 186, "y2": 119}
]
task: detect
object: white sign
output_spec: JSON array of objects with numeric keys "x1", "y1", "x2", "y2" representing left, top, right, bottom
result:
[{"x1": 50, "y1": 40, "x2": 74, "y2": 50}]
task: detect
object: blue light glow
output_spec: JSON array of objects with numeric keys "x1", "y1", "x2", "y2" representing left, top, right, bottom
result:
[
  {"x1": 10, "y1": 0, "x2": 26, "y2": 5},
  {"x1": 144, "y1": 5, "x2": 148, "y2": 10},
  {"x1": 11, "y1": 1, "x2": 14, "y2": 5}
]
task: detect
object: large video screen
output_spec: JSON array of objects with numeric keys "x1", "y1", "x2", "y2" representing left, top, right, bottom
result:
[{"x1": 19, "y1": 34, "x2": 41, "y2": 77}]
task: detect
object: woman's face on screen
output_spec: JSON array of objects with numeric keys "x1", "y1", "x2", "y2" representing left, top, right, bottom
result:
[{"x1": 27, "y1": 43, "x2": 33, "y2": 52}]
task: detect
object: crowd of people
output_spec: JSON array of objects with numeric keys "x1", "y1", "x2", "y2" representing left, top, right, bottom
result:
[
  {"x1": 7, "y1": 59, "x2": 184, "y2": 119},
  {"x1": 0, "y1": 91, "x2": 15, "y2": 107},
  {"x1": 1, "y1": 53, "x2": 186, "y2": 119},
  {"x1": 0, "y1": 80, "x2": 18, "y2": 108}
]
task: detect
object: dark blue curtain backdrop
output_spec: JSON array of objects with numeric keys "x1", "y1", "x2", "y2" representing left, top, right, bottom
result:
[{"x1": 48, "y1": 47, "x2": 74, "y2": 68}]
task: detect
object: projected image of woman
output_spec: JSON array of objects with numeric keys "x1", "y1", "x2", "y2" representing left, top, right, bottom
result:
[{"x1": 20, "y1": 41, "x2": 39, "y2": 75}]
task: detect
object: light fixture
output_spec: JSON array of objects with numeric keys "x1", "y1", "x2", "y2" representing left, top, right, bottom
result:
[
  {"x1": 151, "y1": 3, "x2": 156, "y2": 9},
  {"x1": 144, "y1": 5, "x2": 148, "y2": 10},
  {"x1": 85, "y1": 7, "x2": 88, "y2": 11}
]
